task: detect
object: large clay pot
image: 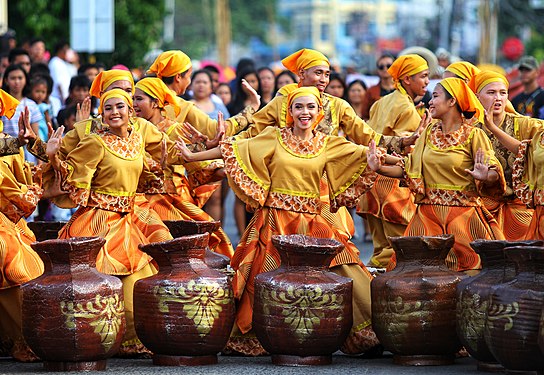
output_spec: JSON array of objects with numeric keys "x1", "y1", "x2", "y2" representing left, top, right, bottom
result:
[
  {"x1": 253, "y1": 234, "x2": 353, "y2": 366},
  {"x1": 371, "y1": 234, "x2": 463, "y2": 366},
  {"x1": 22, "y1": 237, "x2": 125, "y2": 371},
  {"x1": 484, "y1": 246, "x2": 544, "y2": 372},
  {"x1": 163, "y1": 220, "x2": 230, "y2": 270},
  {"x1": 27, "y1": 221, "x2": 66, "y2": 241},
  {"x1": 539, "y1": 308, "x2": 544, "y2": 357},
  {"x1": 456, "y1": 239, "x2": 542, "y2": 372},
  {"x1": 133, "y1": 233, "x2": 235, "y2": 366}
]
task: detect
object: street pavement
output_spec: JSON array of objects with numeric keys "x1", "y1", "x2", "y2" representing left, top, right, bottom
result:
[{"x1": 0, "y1": 193, "x2": 490, "y2": 374}]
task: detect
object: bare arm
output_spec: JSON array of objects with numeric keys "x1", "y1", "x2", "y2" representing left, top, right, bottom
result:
[
  {"x1": 483, "y1": 104, "x2": 521, "y2": 154},
  {"x1": 367, "y1": 140, "x2": 404, "y2": 178}
]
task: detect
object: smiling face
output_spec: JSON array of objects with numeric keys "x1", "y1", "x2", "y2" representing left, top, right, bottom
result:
[
  {"x1": 477, "y1": 81, "x2": 508, "y2": 116},
  {"x1": 102, "y1": 97, "x2": 132, "y2": 134},
  {"x1": 289, "y1": 95, "x2": 320, "y2": 132},
  {"x1": 429, "y1": 84, "x2": 454, "y2": 119},
  {"x1": 402, "y1": 69, "x2": 430, "y2": 98},
  {"x1": 132, "y1": 88, "x2": 156, "y2": 121},
  {"x1": 299, "y1": 65, "x2": 330, "y2": 92}
]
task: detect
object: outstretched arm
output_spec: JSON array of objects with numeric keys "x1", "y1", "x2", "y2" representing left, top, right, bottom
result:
[
  {"x1": 45, "y1": 126, "x2": 65, "y2": 170},
  {"x1": 367, "y1": 140, "x2": 404, "y2": 178},
  {"x1": 175, "y1": 138, "x2": 222, "y2": 162}
]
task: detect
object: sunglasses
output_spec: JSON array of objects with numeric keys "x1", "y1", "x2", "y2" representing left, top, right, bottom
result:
[{"x1": 378, "y1": 64, "x2": 392, "y2": 70}]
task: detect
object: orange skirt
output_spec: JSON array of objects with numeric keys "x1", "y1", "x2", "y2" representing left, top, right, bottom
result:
[
  {"x1": 524, "y1": 205, "x2": 544, "y2": 240},
  {"x1": 132, "y1": 194, "x2": 174, "y2": 244},
  {"x1": 231, "y1": 206, "x2": 372, "y2": 335},
  {"x1": 389, "y1": 204, "x2": 505, "y2": 272},
  {"x1": 481, "y1": 196, "x2": 533, "y2": 241},
  {"x1": 0, "y1": 215, "x2": 43, "y2": 289},
  {"x1": 59, "y1": 206, "x2": 152, "y2": 276},
  {"x1": 145, "y1": 193, "x2": 233, "y2": 259}
]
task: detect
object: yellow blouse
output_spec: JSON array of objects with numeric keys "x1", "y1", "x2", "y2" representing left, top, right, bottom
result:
[
  {"x1": 405, "y1": 121, "x2": 506, "y2": 206},
  {"x1": 0, "y1": 148, "x2": 42, "y2": 222},
  {"x1": 59, "y1": 127, "x2": 145, "y2": 213},
  {"x1": 513, "y1": 130, "x2": 544, "y2": 207},
  {"x1": 220, "y1": 127, "x2": 377, "y2": 214},
  {"x1": 475, "y1": 112, "x2": 544, "y2": 197},
  {"x1": 367, "y1": 90, "x2": 421, "y2": 137}
]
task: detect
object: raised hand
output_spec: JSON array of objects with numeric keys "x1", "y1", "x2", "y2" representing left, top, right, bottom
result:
[
  {"x1": 206, "y1": 111, "x2": 226, "y2": 149},
  {"x1": 160, "y1": 138, "x2": 168, "y2": 170},
  {"x1": 17, "y1": 107, "x2": 36, "y2": 145},
  {"x1": 242, "y1": 78, "x2": 261, "y2": 111},
  {"x1": 465, "y1": 148, "x2": 490, "y2": 181},
  {"x1": 76, "y1": 97, "x2": 92, "y2": 122},
  {"x1": 179, "y1": 122, "x2": 208, "y2": 144},
  {"x1": 46, "y1": 125, "x2": 65, "y2": 160},
  {"x1": 482, "y1": 101, "x2": 495, "y2": 131},
  {"x1": 175, "y1": 138, "x2": 195, "y2": 162},
  {"x1": 403, "y1": 109, "x2": 431, "y2": 147},
  {"x1": 366, "y1": 139, "x2": 382, "y2": 172}
]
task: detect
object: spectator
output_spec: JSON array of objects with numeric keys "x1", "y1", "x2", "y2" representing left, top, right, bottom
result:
[
  {"x1": 48, "y1": 40, "x2": 77, "y2": 103},
  {"x1": 325, "y1": 72, "x2": 347, "y2": 99},
  {"x1": 258, "y1": 67, "x2": 275, "y2": 105},
  {"x1": 227, "y1": 67, "x2": 261, "y2": 115},
  {"x1": 511, "y1": 55, "x2": 544, "y2": 119},
  {"x1": 274, "y1": 69, "x2": 297, "y2": 92},
  {"x1": 28, "y1": 37, "x2": 47, "y2": 63},
  {"x1": 361, "y1": 54, "x2": 395, "y2": 120},
  {"x1": 215, "y1": 82, "x2": 232, "y2": 107},
  {"x1": 8, "y1": 48, "x2": 31, "y2": 73},
  {"x1": 64, "y1": 74, "x2": 91, "y2": 107},
  {"x1": 346, "y1": 79, "x2": 368, "y2": 119},
  {"x1": 78, "y1": 63, "x2": 99, "y2": 83}
]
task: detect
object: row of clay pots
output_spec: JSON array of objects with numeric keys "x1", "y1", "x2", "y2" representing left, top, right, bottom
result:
[
  {"x1": 370, "y1": 234, "x2": 544, "y2": 372},
  {"x1": 20, "y1": 220, "x2": 352, "y2": 370},
  {"x1": 456, "y1": 240, "x2": 544, "y2": 373}
]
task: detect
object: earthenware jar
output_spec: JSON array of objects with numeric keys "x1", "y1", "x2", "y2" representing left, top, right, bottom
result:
[
  {"x1": 22, "y1": 237, "x2": 125, "y2": 371},
  {"x1": 253, "y1": 234, "x2": 352, "y2": 366},
  {"x1": 484, "y1": 246, "x2": 544, "y2": 372},
  {"x1": 133, "y1": 233, "x2": 235, "y2": 366},
  {"x1": 163, "y1": 220, "x2": 230, "y2": 270},
  {"x1": 456, "y1": 239, "x2": 542, "y2": 372},
  {"x1": 371, "y1": 234, "x2": 463, "y2": 366},
  {"x1": 27, "y1": 221, "x2": 66, "y2": 241}
]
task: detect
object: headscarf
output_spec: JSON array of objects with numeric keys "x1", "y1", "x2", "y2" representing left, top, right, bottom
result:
[
  {"x1": 0, "y1": 89, "x2": 20, "y2": 119},
  {"x1": 468, "y1": 70, "x2": 517, "y2": 114},
  {"x1": 98, "y1": 89, "x2": 133, "y2": 115},
  {"x1": 440, "y1": 77, "x2": 485, "y2": 123},
  {"x1": 147, "y1": 50, "x2": 192, "y2": 79},
  {"x1": 90, "y1": 69, "x2": 135, "y2": 98},
  {"x1": 388, "y1": 54, "x2": 429, "y2": 94},
  {"x1": 445, "y1": 61, "x2": 481, "y2": 81},
  {"x1": 282, "y1": 49, "x2": 330, "y2": 75},
  {"x1": 277, "y1": 82, "x2": 298, "y2": 97},
  {"x1": 286, "y1": 86, "x2": 324, "y2": 129},
  {"x1": 135, "y1": 77, "x2": 181, "y2": 116}
]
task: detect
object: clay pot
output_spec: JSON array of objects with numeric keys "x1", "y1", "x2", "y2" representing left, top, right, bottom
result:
[
  {"x1": 456, "y1": 240, "x2": 542, "y2": 372},
  {"x1": 26, "y1": 221, "x2": 66, "y2": 241},
  {"x1": 484, "y1": 246, "x2": 544, "y2": 372},
  {"x1": 163, "y1": 220, "x2": 230, "y2": 270},
  {"x1": 539, "y1": 309, "x2": 544, "y2": 357},
  {"x1": 253, "y1": 234, "x2": 353, "y2": 366},
  {"x1": 371, "y1": 234, "x2": 464, "y2": 366},
  {"x1": 133, "y1": 233, "x2": 235, "y2": 366},
  {"x1": 21, "y1": 237, "x2": 125, "y2": 371}
]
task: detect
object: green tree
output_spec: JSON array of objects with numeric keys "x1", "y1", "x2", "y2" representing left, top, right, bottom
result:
[{"x1": 8, "y1": 0, "x2": 165, "y2": 68}]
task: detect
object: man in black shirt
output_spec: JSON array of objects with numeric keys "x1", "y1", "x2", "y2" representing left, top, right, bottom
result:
[{"x1": 511, "y1": 55, "x2": 544, "y2": 118}]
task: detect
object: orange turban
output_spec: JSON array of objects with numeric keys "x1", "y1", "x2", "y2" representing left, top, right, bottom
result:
[
  {"x1": 440, "y1": 77, "x2": 485, "y2": 123},
  {"x1": 136, "y1": 77, "x2": 181, "y2": 117},
  {"x1": 90, "y1": 69, "x2": 135, "y2": 98},
  {"x1": 147, "y1": 50, "x2": 192, "y2": 79},
  {"x1": 282, "y1": 49, "x2": 330, "y2": 75},
  {"x1": 0, "y1": 89, "x2": 20, "y2": 119},
  {"x1": 468, "y1": 70, "x2": 509, "y2": 94},
  {"x1": 98, "y1": 89, "x2": 133, "y2": 115},
  {"x1": 277, "y1": 82, "x2": 298, "y2": 97},
  {"x1": 388, "y1": 54, "x2": 429, "y2": 83},
  {"x1": 445, "y1": 61, "x2": 481, "y2": 81},
  {"x1": 286, "y1": 86, "x2": 324, "y2": 129}
]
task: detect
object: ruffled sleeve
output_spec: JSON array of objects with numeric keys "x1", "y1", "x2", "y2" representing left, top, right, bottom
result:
[
  {"x1": 471, "y1": 127, "x2": 506, "y2": 198},
  {"x1": 219, "y1": 127, "x2": 276, "y2": 209},
  {"x1": 512, "y1": 138, "x2": 536, "y2": 207},
  {"x1": 324, "y1": 135, "x2": 377, "y2": 212},
  {"x1": 58, "y1": 134, "x2": 104, "y2": 207}
]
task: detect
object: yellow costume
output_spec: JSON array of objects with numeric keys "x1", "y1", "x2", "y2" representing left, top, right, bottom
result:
[{"x1": 359, "y1": 54, "x2": 428, "y2": 268}]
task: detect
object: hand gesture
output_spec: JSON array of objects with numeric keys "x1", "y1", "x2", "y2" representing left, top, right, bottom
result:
[
  {"x1": 465, "y1": 148, "x2": 490, "y2": 181},
  {"x1": 482, "y1": 101, "x2": 495, "y2": 131},
  {"x1": 76, "y1": 97, "x2": 92, "y2": 122},
  {"x1": 179, "y1": 121, "x2": 208, "y2": 144},
  {"x1": 175, "y1": 138, "x2": 194, "y2": 162},
  {"x1": 403, "y1": 109, "x2": 431, "y2": 147},
  {"x1": 242, "y1": 78, "x2": 261, "y2": 111},
  {"x1": 206, "y1": 111, "x2": 226, "y2": 149},
  {"x1": 366, "y1": 140, "x2": 382, "y2": 172},
  {"x1": 17, "y1": 107, "x2": 36, "y2": 145},
  {"x1": 160, "y1": 138, "x2": 168, "y2": 170},
  {"x1": 46, "y1": 125, "x2": 65, "y2": 159}
]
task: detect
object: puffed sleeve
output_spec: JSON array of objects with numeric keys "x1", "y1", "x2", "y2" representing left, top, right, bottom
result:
[
  {"x1": 336, "y1": 99, "x2": 382, "y2": 146},
  {"x1": 57, "y1": 134, "x2": 104, "y2": 207},
  {"x1": 515, "y1": 115, "x2": 544, "y2": 140},
  {"x1": 219, "y1": 127, "x2": 276, "y2": 209},
  {"x1": 324, "y1": 135, "x2": 377, "y2": 212},
  {"x1": 471, "y1": 127, "x2": 506, "y2": 198}
]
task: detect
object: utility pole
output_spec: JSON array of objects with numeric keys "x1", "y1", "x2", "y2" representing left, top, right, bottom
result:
[
  {"x1": 216, "y1": 0, "x2": 231, "y2": 67},
  {"x1": 478, "y1": 0, "x2": 498, "y2": 65}
]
